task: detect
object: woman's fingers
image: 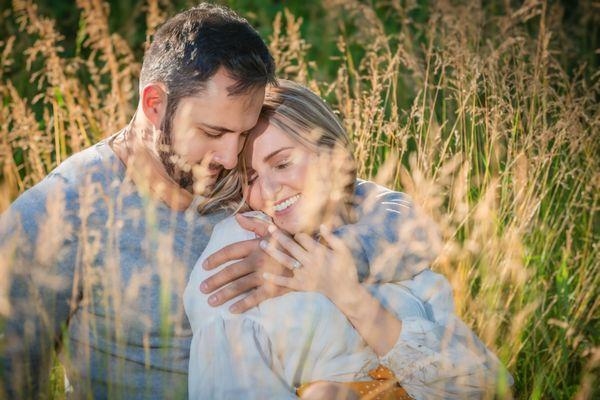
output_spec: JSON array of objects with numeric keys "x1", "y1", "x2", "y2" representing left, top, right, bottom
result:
[
  {"x1": 294, "y1": 232, "x2": 319, "y2": 252},
  {"x1": 268, "y1": 226, "x2": 310, "y2": 266},
  {"x1": 262, "y1": 272, "x2": 299, "y2": 291},
  {"x1": 319, "y1": 225, "x2": 350, "y2": 256},
  {"x1": 260, "y1": 239, "x2": 303, "y2": 270}
]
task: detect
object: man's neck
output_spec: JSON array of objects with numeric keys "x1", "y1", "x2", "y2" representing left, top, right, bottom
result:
[{"x1": 109, "y1": 122, "x2": 194, "y2": 211}]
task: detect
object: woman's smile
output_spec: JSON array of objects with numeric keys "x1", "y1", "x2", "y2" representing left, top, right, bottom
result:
[{"x1": 273, "y1": 194, "x2": 301, "y2": 214}]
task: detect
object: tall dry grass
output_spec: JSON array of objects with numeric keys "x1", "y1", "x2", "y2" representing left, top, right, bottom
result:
[{"x1": 0, "y1": 0, "x2": 598, "y2": 398}]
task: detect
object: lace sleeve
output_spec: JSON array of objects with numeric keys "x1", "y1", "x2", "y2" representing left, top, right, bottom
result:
[{"x1": 373, "y1": 273, "x2": 513, "y2": 399}]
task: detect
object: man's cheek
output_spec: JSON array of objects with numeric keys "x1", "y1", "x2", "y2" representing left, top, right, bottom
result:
[
  {"x1": 172, "y1": 129, "x2": 197, "y2": 156},
  {"x1": 186, "y1": 144, "x2": 211, "y2": 166}
]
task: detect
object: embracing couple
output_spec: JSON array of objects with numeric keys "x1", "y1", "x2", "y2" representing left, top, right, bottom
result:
[{"x1": 0, "y1": 3, "x2": 511, "y2": 399}]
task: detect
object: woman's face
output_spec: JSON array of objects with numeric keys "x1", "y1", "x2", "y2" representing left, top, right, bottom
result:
[{"x1": 243, "y1": 120, "x2": 329, "y2": 235}]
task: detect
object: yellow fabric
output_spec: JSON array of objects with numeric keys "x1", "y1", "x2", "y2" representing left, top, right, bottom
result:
[{"x1": 296, "y1": 366, "x2": 412, "y2": 400}]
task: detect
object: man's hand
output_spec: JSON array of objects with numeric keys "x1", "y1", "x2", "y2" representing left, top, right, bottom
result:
[{"x1": 199, "y1": 214, "x2": 292, "y2": 313}]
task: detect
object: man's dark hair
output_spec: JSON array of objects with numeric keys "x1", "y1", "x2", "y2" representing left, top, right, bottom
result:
[
  {"x1": 140, "y1": 3, "x2": 276, "y2": 98},
  {"x1": 138, "y1": 3, "x2": 276, "y2": 191}
]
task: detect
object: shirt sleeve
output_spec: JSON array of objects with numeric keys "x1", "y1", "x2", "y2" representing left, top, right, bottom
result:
[
  {"x1": 375, "y1": 272, "x2": 513, "y2": 399},
  {"x1": 0, "y1": 175, "x2": 81, "y2": 398},
  {"x1": 334, "y1": 180, "x2": 442, "y2": 282}
]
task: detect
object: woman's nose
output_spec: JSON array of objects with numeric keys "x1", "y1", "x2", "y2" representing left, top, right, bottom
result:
[{"x1": 260, "y1": 176, "x2": 281, "y2": 200}]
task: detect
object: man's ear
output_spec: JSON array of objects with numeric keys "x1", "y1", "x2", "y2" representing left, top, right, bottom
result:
[{"x1": 141, "y1": 83, "x2": 168, "y2": 128}]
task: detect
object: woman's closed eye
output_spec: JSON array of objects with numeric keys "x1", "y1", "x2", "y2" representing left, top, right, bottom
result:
[
  {"x1": 275, "y1": 160, "x2": 291, "y2": 170},
  {"x1": 247, "y1": 172, "x2": 258, "y2": 185}
]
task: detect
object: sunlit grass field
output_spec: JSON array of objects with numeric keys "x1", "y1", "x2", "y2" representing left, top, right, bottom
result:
[{"x1": 0, "y1": 0, "x2": 598, "y2": 398}]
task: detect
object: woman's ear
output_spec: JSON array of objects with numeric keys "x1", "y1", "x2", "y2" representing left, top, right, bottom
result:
[{"x1": 140, "y1": 83, "x2": 168, "y2": 129}]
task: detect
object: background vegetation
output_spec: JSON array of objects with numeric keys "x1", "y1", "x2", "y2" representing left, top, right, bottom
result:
[{"x1": 0, "y1": 0, "x2": 598, "y2": 398}]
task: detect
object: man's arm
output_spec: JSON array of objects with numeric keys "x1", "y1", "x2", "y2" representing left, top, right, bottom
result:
[
  {"x1": 0, "y1": 178, "x2": 79, "y2": 398},
  {"x1": 199, "y1": 215, "x2": 292, "y2": 313},
  {"x1": 335, "y1": 179, "x2": 442, "y2": 282},
  {"x1": 200, "y1": 180, "x2": 441, "y2": 313}
]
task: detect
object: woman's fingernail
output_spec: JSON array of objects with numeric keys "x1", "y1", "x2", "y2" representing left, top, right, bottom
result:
[
  {"x1": 229, "y1": 305, "x2": 239, "y2": 313},
  {"x1": 199, "y1": 282, "x2": 208, "y2": 292},
  {"x1": 202, "y1": 259, "x2": 208, "y2": 269},
  {"x1": 262, "y1": 272, "x2": 271, "y2": 280},
  {"x1": 208, "y1": 294, "x2": 218, "y2": 305},
  {"x1": 267, "y1": 224, "x2": 276, "y2": 233},
  {"x1": 259, "y1": 240, "x2": 268, "y2": 250}
]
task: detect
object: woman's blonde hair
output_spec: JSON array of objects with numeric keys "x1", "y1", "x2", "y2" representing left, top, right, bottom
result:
[{"x1": 199, "y1": 79, "x2": 356, "y2": 216}]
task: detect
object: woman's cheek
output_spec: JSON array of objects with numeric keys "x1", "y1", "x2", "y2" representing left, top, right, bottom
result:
[
  {"x1": 247, "y1": 186, "x2": 264, "y2": 212},
  {"x1": 289, "y1": 162, "x2": 310, "y2": 192}
]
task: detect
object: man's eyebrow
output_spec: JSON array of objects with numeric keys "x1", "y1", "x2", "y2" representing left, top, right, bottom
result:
[
  {"x1": 263, "y1": 147, "x2": 293, "y2": 163},
  {"x1": 199, "y1": 123, "x2": 235, "y2": 133}
]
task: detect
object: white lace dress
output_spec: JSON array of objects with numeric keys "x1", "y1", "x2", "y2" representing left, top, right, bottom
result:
[{"x1": 183, "y1": 213, "x2": 509, "y2": 399}]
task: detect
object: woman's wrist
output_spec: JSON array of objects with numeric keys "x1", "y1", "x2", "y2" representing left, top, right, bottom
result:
[
  {"x1": 330, "y1": 283, "x2": 403, "y2": 356},
  {"x1": 328, "y1": 282, "x2": 372, "y2": 320}
]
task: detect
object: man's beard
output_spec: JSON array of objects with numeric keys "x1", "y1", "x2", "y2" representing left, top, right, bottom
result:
[
  {"x1": 156, "y1": 125, "x2": 222, "y2": 196},
  {"x1": 157, "y1": 126, "x2": 196, "y2": 193}
]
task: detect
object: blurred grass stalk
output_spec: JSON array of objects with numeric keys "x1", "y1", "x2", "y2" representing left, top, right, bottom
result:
[{"x1": 0, "y1": 0, "x2": 598, "y2": 398}]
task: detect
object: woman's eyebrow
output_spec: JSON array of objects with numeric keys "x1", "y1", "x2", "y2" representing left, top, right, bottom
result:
[{"x1": 263, "y1": 147, "x2": 293, "y2": 163}]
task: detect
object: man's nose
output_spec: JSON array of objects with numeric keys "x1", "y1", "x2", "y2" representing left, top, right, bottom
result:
[{"x1": 213, "y1": 135, "x2": 240, "y2": 170}]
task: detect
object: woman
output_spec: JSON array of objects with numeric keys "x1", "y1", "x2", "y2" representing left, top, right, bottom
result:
[{"x1": 183, "y1": 80, "x2": 510, "y2": 399}]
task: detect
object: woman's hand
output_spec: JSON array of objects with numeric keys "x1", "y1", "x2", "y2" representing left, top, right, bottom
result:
[
  {"x1": 260, "y1": 224, "x2": 361, "y2": 304},
  {"x1": 261, "y1": 224, "x2": 404, "y2": 357}
]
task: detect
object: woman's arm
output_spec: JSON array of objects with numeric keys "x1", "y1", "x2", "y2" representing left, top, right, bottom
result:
[
  {"x1": 369, "y1": 275, "x2": 513, "y2": 399},
  {"x1": 262, "y1": 228, "x2": 512, "y2": 399},
  {"x1": 328, "y1": 282, "x2": 403, "y2": 356},
  {"x1": 260, "y1": 225, "x2": 403, "y2": 356}
]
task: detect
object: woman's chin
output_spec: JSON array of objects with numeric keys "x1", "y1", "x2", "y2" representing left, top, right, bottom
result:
[
  {"x1": 271, "y1": 200, "x2": 325, "y2": 236},
  {"x1": 275, "y1": 217, "x2": 319, "y2": 237},
  {"x1": 273, "y1": 215, "x2": 301, "y2": 236}
]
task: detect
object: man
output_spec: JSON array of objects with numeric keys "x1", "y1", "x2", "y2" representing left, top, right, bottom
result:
[{"x1": 0, "y1": 4, "x2": 437, "y2": 399}]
